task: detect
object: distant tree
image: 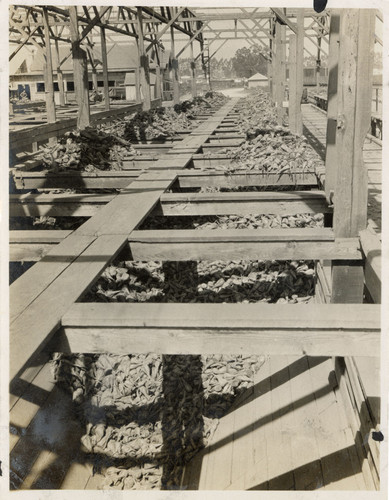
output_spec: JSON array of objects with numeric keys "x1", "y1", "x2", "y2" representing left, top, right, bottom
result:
[{"x1": 231, "y1": 45, "x2": 268, "y2": 78}]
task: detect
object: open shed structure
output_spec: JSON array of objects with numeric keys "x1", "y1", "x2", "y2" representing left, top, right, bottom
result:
[{"x1": 7, "y1": 5, "x2": 384, "y2": 493}]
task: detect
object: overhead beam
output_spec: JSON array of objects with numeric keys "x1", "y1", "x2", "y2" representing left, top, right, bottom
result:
[{"x1": 271, "y1": 8, "x2": 298, "y2": 34}]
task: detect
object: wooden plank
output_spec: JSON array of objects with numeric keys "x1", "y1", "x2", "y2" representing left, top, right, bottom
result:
[
  {"x1": 59, "y1": 303, "x2": 380, "y2": 358},
  {"x1": 10, "y1": 234, "x2": 126, "y2": 381},
  {"x1": 10, "y1": 234, "x2": 95, "y2": 323},
  {"x1": 12, "y1": 171, "x2": 141, "y2": 190},
  {"x1": 203, "y1": 405, "x2": 235, "y2": 489},
  {"x1": 287, "y1": 356, "x2": 324, "y2": 490},
  {"x1": 229, "y1": 387, "x2": 256, "y2": 488},
  {"x1": 10, "y1": 385, "x2": 88, "y2": 490},
  {"x1": 266, "y1": 356, "x2": 295, "y2": 490},
  {"x1": 9, "y1": 230, "x2": 73, "y2": 244},
  {"x1": 128, "y1": 228, "x2": 362, "y2": 261},
  {"x1": 159, "y1": 191, "x2": 331, "y2": 216},
  {"x1": 309, "y1": 357, "x2": 366, "y2": 490},
  {"x1": 10, "y1": 361, "x2": 55, "y2": 452},
  {"x1": 178, "y1": 171, "x2": 318, "y2": 189},
  {"x1": 10, "y1": 193, "x2": 114, "y2": 217}
]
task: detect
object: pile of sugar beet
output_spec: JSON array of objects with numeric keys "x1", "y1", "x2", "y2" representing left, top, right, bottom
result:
[{"x1": 42, "y1": 88, "x2": 322, "y2": 490}]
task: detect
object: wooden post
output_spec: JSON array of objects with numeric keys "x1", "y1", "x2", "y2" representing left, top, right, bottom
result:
[
  {"x1": 42, "y1": 7, "x2": 56, "y2": 130},
  {"x1": 154, "y1": 46, "x2": 162, "y2": 100},
  {"x1": 135, "y1": 67, "x2": 141, "y2": 103},
  {"x1": 273, "y1": 21, "x2": 286, "y2": 125},
  {"x1": 324, "y1": 11, "x2": 340, "y2": 202},
  {"x1": 69, "y1": 6, "x2": 90, "y2": 129},
  {"x1": 100, "y1": 27, "x2": 110, "y2": 111},
  {"x1": 54, "y1": 38, "x2": 66, "y2": 106},
  {"x1": 287, "y1": 10, "x2": 304, "y2": 135},
  {"x1": 268, "y1": 18, "x2": 273, "y2": 95},
  {"x1": 190, "y1": 41, "x2": 197, "y2": 98},
  {"x1": 331, "y1": 9, "x2": 375, "y2": 304},
  {"x1": 170, "y1": 27, "x2": 180, "y2": 104},
  {"x1": 137, "y1": 7, "x2": 151, "y2": 110}
]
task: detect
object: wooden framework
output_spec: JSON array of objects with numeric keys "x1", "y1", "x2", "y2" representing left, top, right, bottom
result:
[{"x1": 8, "y1": 6, "x2": 383, "y2": 492}]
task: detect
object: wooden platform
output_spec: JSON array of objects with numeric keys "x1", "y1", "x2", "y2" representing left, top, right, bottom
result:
[{"x1": 182, "y1": 355, "x2": 376, "y2": 490}]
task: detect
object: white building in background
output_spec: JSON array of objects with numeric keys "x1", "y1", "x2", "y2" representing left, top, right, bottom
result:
[{"x1": 247, "y1": 72, "x2": 268, "y2": 89}]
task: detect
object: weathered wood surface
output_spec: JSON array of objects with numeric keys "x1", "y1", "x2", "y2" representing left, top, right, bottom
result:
[
  {"x1": 184, "y1": 355, "x2": 375, "y2": 490},
  {"x1": 159, "y1": 191, "x2": 331, "y2": 216},
  {"x1": 128, "y1": 228, "x2": 361, "y2": 261},
  {"x1": 59, "y1": 303, "x2": 380, "y2": 358}
]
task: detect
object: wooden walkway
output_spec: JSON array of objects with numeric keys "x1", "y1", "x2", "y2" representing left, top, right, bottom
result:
[
  {"x1": 301, "y1": 104, "x2": 382, "y2": 235},
  {"x1": 182, "y1": 356, "x2": 376, "y2": 490}
]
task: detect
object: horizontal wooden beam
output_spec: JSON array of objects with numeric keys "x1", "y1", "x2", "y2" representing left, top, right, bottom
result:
[
  {"x1": 177, "y1": 171, "x2": 319, "y2": 189},
  {"x1": 128, "y1": 229, "x2": 361, "y2": 261},
  {"x1": 10, "y1": 193, "x2": 114, "y2": 217},
  {"x1": 9, "y1": 230, "x2": 73, "y2": 262},
  {"x1": 59, "y1": 303, "x2": 380, "y2": 357},
  {"x1": 12, "y1": 171, "x2": 141, "y2": 190},
  {"x1": 159, "y1": 191, "x2": 331, "y2": 216}
]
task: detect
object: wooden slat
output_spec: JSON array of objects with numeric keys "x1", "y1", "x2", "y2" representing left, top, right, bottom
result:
[
  {"x1": 10, "y1": 193, "x2": 114, "y2": 217},
  {"x1": 177, "y1": 171, "x2": 318, "y2": 189},
  {"x1": 12, "y1": 170, "x2": 141, "y2": 190},
  {"x1": 10, "y1": 234, "x2": 127, "y2": 381},
  {"x1": 9, "y1": 230, "x2": 73, "y2": 262},
  {"x1": 10, "y1": 234, "x2": 96, "y2": 323},
  {"x1": 128, "y1": 228, "x2": 361, "y2": 261},
  {"x1": 59, "y1": 303, "x2": 380, "y2": 358},
  {"x1": 159, "y1": 191, "x2": 331, "y2": 216}
]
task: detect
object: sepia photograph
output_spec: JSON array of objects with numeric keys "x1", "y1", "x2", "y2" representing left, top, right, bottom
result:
[{"x1": 1, "y1": 1, "x2": 386, "y2": 497}]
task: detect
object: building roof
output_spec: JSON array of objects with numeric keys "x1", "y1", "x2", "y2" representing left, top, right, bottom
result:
[
  {"x1": 248, "y1": 72, "x2": 268, "y2": 81},
  {"x1": 13, "y1": 42, "x2": 168, "y2": 76}
]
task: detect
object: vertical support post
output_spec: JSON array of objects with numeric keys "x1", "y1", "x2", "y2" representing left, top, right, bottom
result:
[
  {"x1": 324, "y1": 11, "x2": 340, "y2": 201},
  {"x1": 273, "y1": 21, "x2": 286, "y2": 125},
  {"x1": 268, "y1": 18, "x2": 274, "y2": 95},
  {"x1": 42, "y1": 7, "x2": 56, "y2": 131},
  {"x1": 289, "y1": 10, "x2": 304, "y2": 135},
  {"x1": 100, "y1": 27, "x2": 110, "y2": 111},
  {"x1": 69, "y1": 6, "x2": 90, "y2": 129},
  {"x1": 207, "y1": 44, "x2": 212, "y2": 91},
  {"x1": 331, "y1": 9, "x2": 375, "y2": 304},
  {"x1": 170, "y1": 27, "x2": 180, "y2": 105},
  {"x1": 137, "y1": 7, "x2": 151, "y2": 110},
  {"x1": 190, "y1": 41, "x2": 197, "y2": 97},
  {"x1": 135, "y1": 67, "x2": 141, "y2": 103},
  {"x1": 154, "y1": 45, "x2": 162, "y2": 100},
  {"x1": 54, "y1": 37, "x2": 66, "y2": 106},
  {"x1": 89, "y1": 48, "x2": 99, "y2": 91}
]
